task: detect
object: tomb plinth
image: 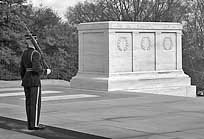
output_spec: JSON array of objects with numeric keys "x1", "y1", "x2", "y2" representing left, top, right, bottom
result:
[{"x1": 71, "y1": 21, "x2": 196, "y2": 97}]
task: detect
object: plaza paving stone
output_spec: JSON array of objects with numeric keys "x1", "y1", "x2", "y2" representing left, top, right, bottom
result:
[{"x1": 0, "y1": 80, "x2": 204, "y2": 139}]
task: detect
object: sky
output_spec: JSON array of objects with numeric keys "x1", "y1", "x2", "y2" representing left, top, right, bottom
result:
[{"x1": 29, "y1": 0, "x2": 85, "y2": 20}]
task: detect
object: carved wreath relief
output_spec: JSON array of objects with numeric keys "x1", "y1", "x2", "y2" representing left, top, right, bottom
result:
[
  {"x1": 163, "y1": 37, "x2": 173, "y2": 50},
  {"x1": 141, "y1": 37, "x2": 151, "y2": 51},
  {"x1": 117, "y1": 37, "x2": 129, "y2": 52}
]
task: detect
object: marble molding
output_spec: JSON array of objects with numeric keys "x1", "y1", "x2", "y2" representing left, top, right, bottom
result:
[{"x1": 71, "y1": 21, "x2": 196, "y2": 97}]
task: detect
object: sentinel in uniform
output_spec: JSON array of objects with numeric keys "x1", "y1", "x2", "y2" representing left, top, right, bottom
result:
[{"x1": 20, "y1": 35, "x2": 51, "y2": 130}]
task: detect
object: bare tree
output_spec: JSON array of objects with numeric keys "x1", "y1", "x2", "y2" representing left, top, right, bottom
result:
[{"x1": 65, "y1": 0, "x2": 190, "y2": 24}]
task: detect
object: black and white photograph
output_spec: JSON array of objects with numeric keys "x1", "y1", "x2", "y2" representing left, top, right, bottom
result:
[{"x1": 0, "y1": 0, "x2": 204, "y2": 138}]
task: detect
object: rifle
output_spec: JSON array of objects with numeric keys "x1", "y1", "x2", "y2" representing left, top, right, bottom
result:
[
  {"x1": 6, "y1": 0, "x2": 49, "y2": 69},
  {"x1": 16, "y1": 16, "x2": 50, "y2": 69}
]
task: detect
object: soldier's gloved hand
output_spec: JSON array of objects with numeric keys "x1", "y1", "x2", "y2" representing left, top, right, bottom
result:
[{"x1": 46, "y1": 69, "x2": 51, "y2": 75}]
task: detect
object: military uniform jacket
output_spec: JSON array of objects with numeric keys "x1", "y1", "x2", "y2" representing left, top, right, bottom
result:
[{"x1": 20, "y1": 48, "x2": 45, "y2": 87}]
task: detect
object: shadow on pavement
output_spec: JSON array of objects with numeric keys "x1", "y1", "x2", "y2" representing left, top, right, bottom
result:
[{"x1": 0, "y1": 116, "x2": 110, "y2": 139}]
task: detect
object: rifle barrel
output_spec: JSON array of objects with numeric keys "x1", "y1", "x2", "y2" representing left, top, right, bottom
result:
[{"x1": 16, "y1": 16, "x2": 49, "y2": 69}]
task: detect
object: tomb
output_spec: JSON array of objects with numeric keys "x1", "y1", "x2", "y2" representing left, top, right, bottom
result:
[{"x1": 71, "y1": 21, "x2": 196, "y2": 97}]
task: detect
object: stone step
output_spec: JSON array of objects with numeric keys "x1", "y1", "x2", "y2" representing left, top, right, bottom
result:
[
  {"x1": 127, "y1": 86, "x2": 196, "y2": 97},
  {"x1": 109, "y1": 76, "x2": 191, "y2": 90}
]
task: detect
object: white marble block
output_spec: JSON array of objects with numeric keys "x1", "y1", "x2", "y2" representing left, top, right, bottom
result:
[{"x1": 71, "y1": 21, "x2": 196, "y2": 97}]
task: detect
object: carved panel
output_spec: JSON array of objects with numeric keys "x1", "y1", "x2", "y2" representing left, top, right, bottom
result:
[
  {"x1": 141, "y1": 37, "x2": 152, "y2": 51},
  {"x1": 111, "y1": 33, "x2": 132, "y2": 72},
  {"x1": 117, "y1": 37, "x2": 129, "y2": 52},
  {"x1": 133, "y1": 32, "x2": 155, "y2": 71},
  {"x1": 163, "y1": 37, "x2": 173, "y2": 50},
  {"x1": 83, "y1": 32, "x2": 105, "y2": 72},
  {"x1": 156, "y1": 33, "x2": 177, "y2": 70}
]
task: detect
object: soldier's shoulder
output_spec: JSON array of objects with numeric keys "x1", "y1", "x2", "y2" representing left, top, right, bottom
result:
[
  {"x1": 32, "y1": 49, "x2": 40, "y2": 55},
  {"x1": 32, "y1": 50, "x2": 41, "y2": 58}
]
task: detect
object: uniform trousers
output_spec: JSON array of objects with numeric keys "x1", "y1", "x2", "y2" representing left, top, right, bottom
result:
[{"x1": 24, "y1": 86, "x2": 41, "y2": 128}]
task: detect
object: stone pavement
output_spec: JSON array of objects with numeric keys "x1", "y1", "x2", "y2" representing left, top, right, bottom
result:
[{"x1": 0, "y1": 80, "x2": 204, "y2": 139}]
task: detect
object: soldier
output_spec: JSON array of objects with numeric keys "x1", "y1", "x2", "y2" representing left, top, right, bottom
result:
[{"x1": 20, "y1": 34, "x2": 51, "y2": 130}]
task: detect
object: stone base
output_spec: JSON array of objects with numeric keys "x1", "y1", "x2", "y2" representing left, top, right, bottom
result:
[
  {"x1": 71, "y1": 71, "x2": 196, "y2": 97},
  {"x1": 127, "y1": 86, "x2": 196, "y2": 97}
]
